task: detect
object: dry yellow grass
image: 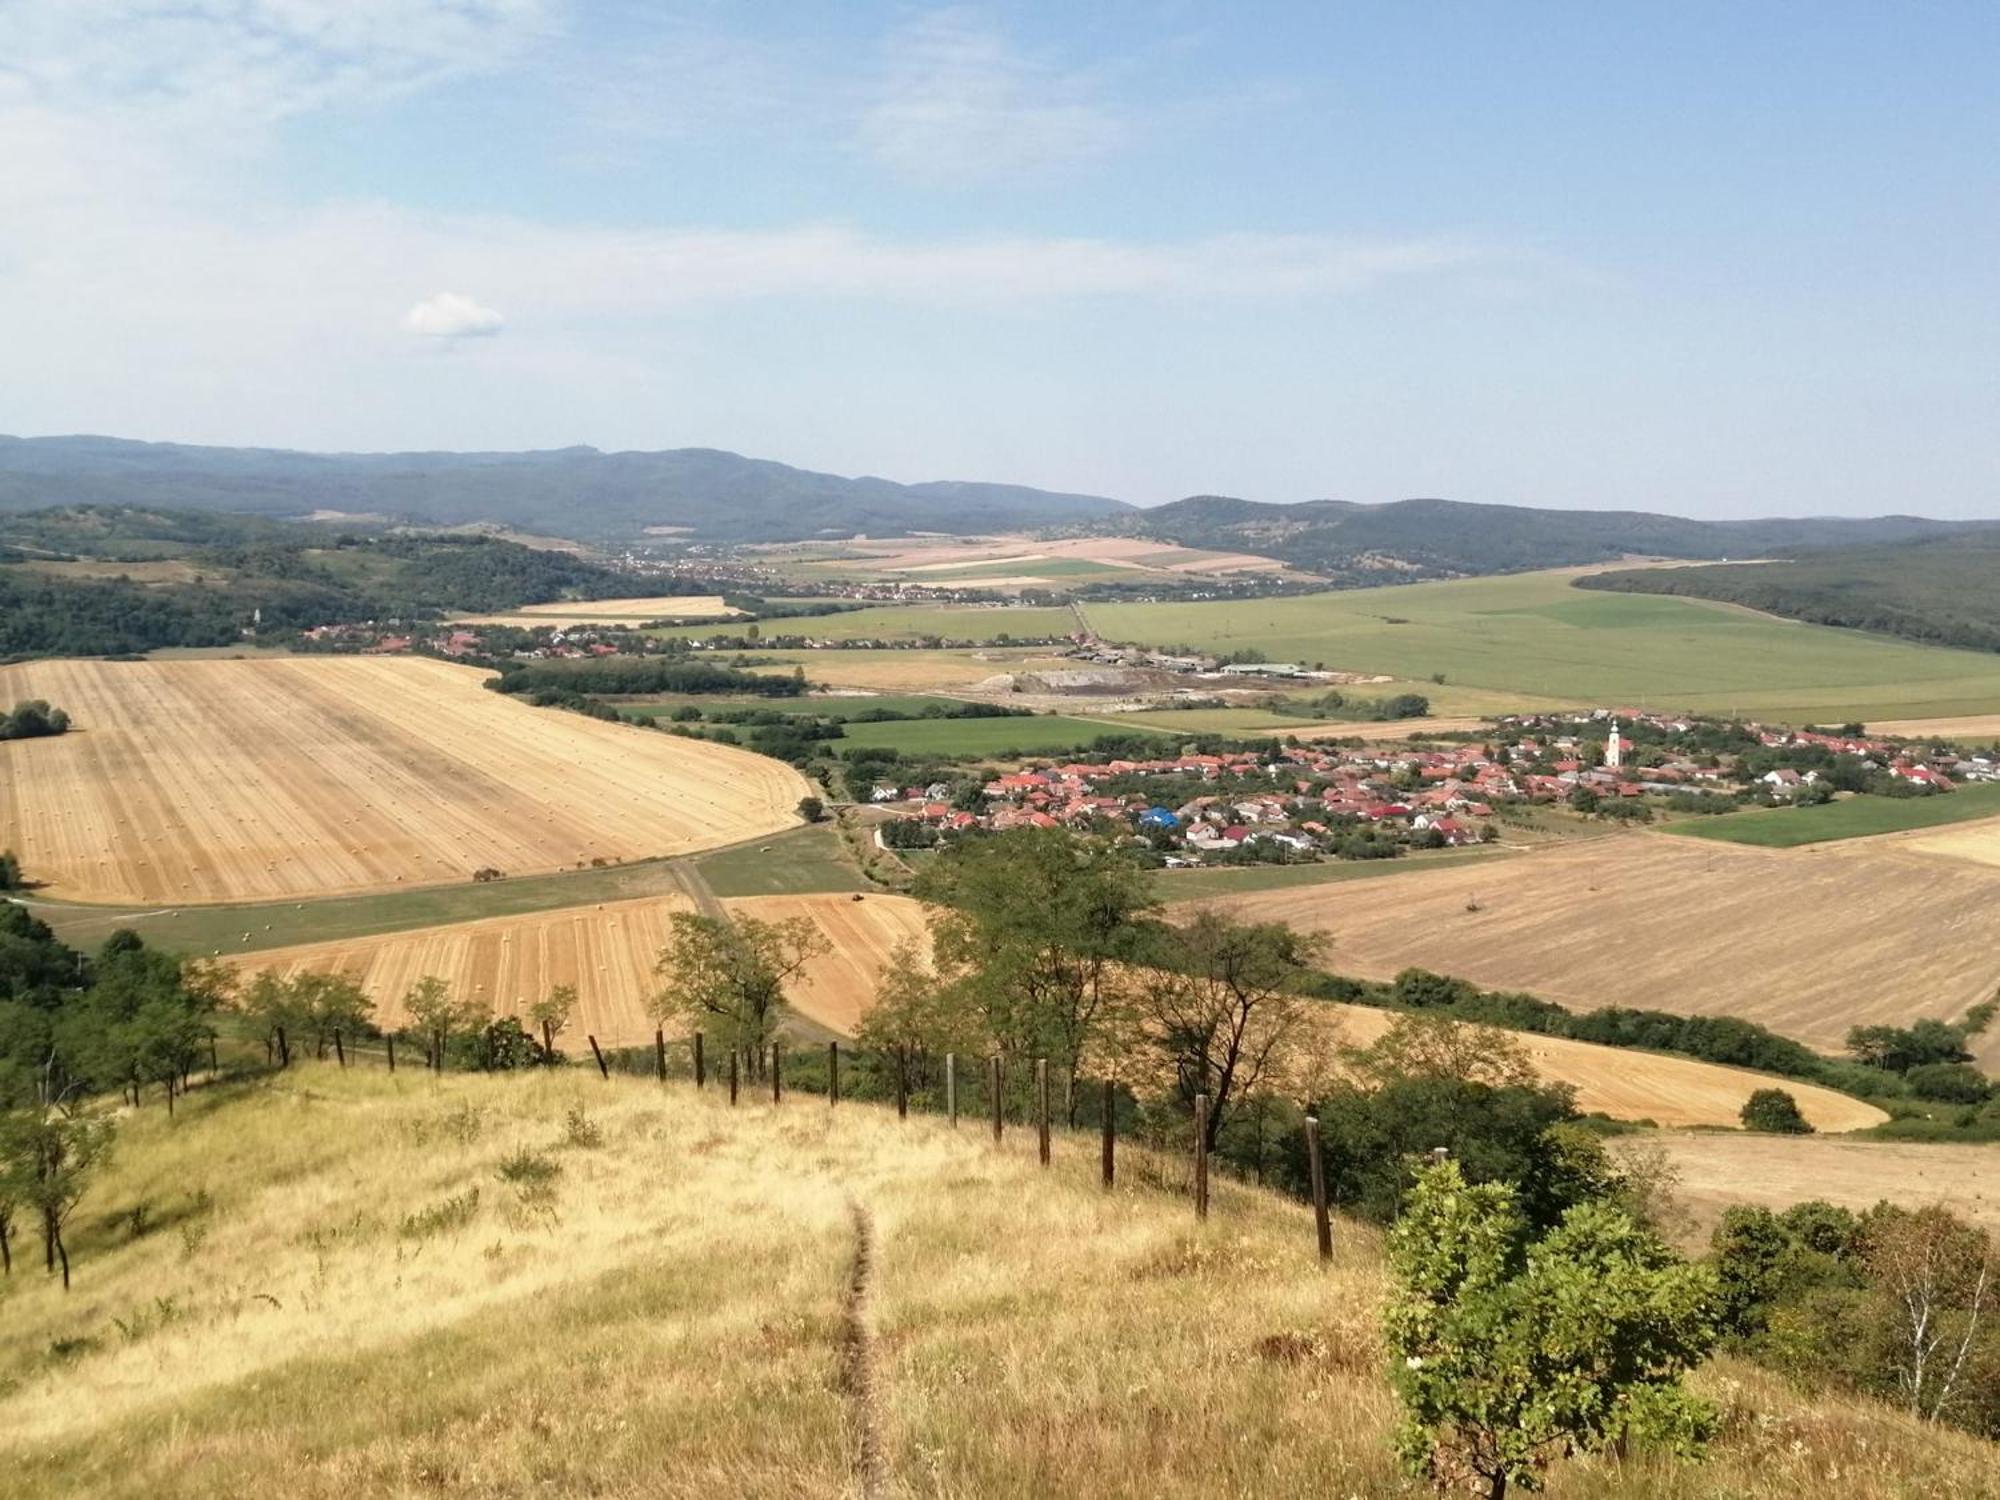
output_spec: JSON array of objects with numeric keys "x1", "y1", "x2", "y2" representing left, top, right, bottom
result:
[
  {"x1": 721, "y1": 892, "x2": 932, "y2": 1035},
  {"x1": 1, "y1": 1067, "x2": 1993, "y2": 1499},
  {"x1": 453, "y1": 593, "x2": 740, "y2": 627},
  {"x1": 0, "y1": 657, "x2": 808, "y2": 904},
  {"x1": 855, "y1": 534, "x2": 1288, "y2": 577},
  {"x1": 1207, "y1": 831, "x2": 2000, "y2": 1071},
  {"x1": 235, "y1": 892, "x2": 698, "y2": 1043},
  {"x1": 1627, "y1": 1131, "x2": 2000, "y2": 1246}
]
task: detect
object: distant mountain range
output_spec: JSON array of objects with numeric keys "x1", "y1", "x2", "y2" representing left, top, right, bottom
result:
[
  {"x1": 0, "y1": 436, "x2": 1131, "y2": 543},
  {"x1": 4, "y1": 437, "x2": 1995, "y2": 572},
  {"x1": 1121, "y1": 495, "x2": 2000, "y2": 584}
]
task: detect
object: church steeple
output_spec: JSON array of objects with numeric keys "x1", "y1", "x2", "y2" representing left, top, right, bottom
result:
[{"x1": 1606, "y1": 718, "x2": 1622, "y2": 770}]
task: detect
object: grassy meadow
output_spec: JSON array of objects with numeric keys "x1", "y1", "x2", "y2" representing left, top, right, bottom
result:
[
  {"x1": 4, "y1": 1065, "x2": 1993, "y2": 1499},
  {"x1": 836, "y1": 713, "x2": 1170, "y2": 757},
  {"x1": 1666, "y1": 784, "x2": 2000, "y2": 848},
  {"x1": 1087, "y1": 572, "x2": 2000, "y2": 724},
  {"x1": 654, "y1": 571, "x2": 2000, "y2": 723}
]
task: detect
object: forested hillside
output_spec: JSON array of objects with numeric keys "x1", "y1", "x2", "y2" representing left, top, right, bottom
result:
[
  {"x1": 1124, "y1": 495, "x2": 1999, "y2": 584},
  {"x1": 1580, "y1": 535, "x2": 2000, "y2": 653},
  {"x1": 0, "y1": 436, "x2": 1128, "y2": 542},
  {"x1": 0, "y1": 522, "x2": 644, "y2": 657}
]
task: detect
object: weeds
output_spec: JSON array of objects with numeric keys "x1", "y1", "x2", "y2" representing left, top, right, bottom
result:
[
  {"x1": 111, "y1": 1297, "x2": 184, "y2": 1345},
  {"x1": 397, "y1": 1189, "x2": 480, "y2": 1242},
  {"x1": 561, "y1": 1106, "x2": 604, "y2": 1149}
]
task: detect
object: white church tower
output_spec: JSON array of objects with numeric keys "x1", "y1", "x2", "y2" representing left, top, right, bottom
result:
[{"x1": 1605, "y1": 718, "x2": 1622, "y2": 769}]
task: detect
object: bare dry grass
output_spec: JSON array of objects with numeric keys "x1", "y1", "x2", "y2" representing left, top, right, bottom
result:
[
  {"x1": 749, "y1": 648, "x2": 1073, "y2": 692},
  {"x1": 1208, "y1": 831, "x2": 2000, "y2": 1071},
  {"x1": 0, "y1": 657, "x2": 808, "y2": 904},
  {"x1": 1908, "y1": 815, "x2": 2000, "y2": 869},
  {"x1": 1, "y1": 1067, "x2": 1993, "y2": 1499}
]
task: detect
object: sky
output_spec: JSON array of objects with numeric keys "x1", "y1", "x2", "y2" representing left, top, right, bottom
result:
[{"x1": 0, "y1": 2, "x2": 1994, "y2": 516}]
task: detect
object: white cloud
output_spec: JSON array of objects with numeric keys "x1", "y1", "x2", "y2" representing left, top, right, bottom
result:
[
  {"x1": 858, "y1": 8, "x2": 1128, "y2": 182},
  {"x1": 403, "y1": 291, "x2": 505, "y2": 339},
  {"x1": 0, "y1": 0, "x2": 557, "y2": 121}
]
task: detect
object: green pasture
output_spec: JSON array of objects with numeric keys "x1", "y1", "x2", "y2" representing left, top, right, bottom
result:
[
  {"x1": 837, "y1": 713, "x2": 1172, "y2": 757},
  {"x1": 656, "y1": 602, "x2": 1076, "y2": 643},
  {"x1": 617, "y1": 692, "x2": 970, "y2": 722},
  {"x1": 1150, "y1": 845, "x2": 1509, "y2": 899},
  {"x1": 1664, "y1": 784, "x2": 2000, "y2": 848},
  {"x1": 693, "y1": 824, "x2": 869, "y2": 896},
  {"x1": 1084, "y1": 571, "x2": 2000, "y2": 724}
]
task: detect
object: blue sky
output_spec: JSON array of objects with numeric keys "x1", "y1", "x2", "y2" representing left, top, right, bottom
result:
[{"x1": 0, "y1": 2, "x2": 1993, "y2": 515}]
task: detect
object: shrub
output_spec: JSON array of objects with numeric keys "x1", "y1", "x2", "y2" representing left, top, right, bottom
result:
[
  {"x1": 1904, "y1": 1062, "x2": 1993, "y2": 1105},
  {"x1": 398, "y1": 1188, "x2": 481, "y2": 1241},
  {"x1": 1740, "y1": 1088, "x2": 1814, "y2": 1134}
]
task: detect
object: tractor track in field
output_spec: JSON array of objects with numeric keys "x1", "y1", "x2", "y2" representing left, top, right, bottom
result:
[{"x1": 840, "y1": 1198, "x2": 888, "y2": 1500}]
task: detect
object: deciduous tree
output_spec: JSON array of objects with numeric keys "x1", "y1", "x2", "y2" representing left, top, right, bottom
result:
[{"x1": 650, "y1": 912, "x2": 827, "y2": 1063}]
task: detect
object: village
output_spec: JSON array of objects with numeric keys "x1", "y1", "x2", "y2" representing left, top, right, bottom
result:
[{"x1": 872, "y1": 709, "x2": 2000, "y2": 866}]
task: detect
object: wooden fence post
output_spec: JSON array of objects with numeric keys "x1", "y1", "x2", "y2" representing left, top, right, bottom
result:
[
  {"x1": 1101, "y1": 1080, "x2": 1116, "y2": 1189},
  {"x1": 771, "y1": 1042, "x2": 783, "y2": 1104},
  {"x1": 276, "y1": 1026, "x2": 290, "y2": 1069},
  {"x1": 333, "y1": 1031, "x2": 345, "y2": 1069},
  {"x1": 895, "y1": 1058, "x2": 908, "y2": 1119},
  {"x1": 1194, "y1": 1093, "x2": 1210, "y2": 1221},
  {"x1": 829, "y1": 1041, "x2": 840, "y2": 1104},
  {"x1": 587, "y1": 1035, "x2": 609, "y2": 1080},
  {"x1": 946, "y1": 1053, "x2": 957, "y2": 1127},
  {"x1": 729, "y1": 1049, "x2": 739, "y2": 1106},
  {"x1": 1036, "y1": 1058, "x2": 1050, "y2": 1166},
  {"x1": 655, "y1": 1028, "x2": 667, "y2": 1083},
  {"x1": 1305, "y1": 1116, "x2": 1333, "y2": 1264},
  {"x1": 693, "y1": 1031, "x2": 705, "y2": 1089},
  {"x1": 990, "y1": 1056, "x2": 1003, "y2": 1144},
  {"x1": 209, "y1": 1032, "x2": 220, "y2": 1076},
  {"x1": 386, "y1": 1032, "x2": 396, "y2": 1073}
]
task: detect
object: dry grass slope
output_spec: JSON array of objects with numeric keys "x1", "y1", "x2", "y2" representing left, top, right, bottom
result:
[
  {"x1": 0, "y1": 1068, "x2": 1993, "y2": 1499},
  {"x1": 1208, "y1": 831, "x2": 2000, "y2": 1071},
  {"x1": 0, "y1": 657, "x2": 809, "y2": 905}
]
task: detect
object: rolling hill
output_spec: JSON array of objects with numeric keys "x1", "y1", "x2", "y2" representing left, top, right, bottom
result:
[
  {"x1": 1123, "y1": 494, "x2": 2000, "y2": 585},
  {"x1": 0, "y1": 436, "x2": 1130, "y2": 543},
  {"x1": 5, "y1": 1064, "x2": 1994, "y2": 1499},
  {"x1": 1580, "y1": 534, "x2": 2000, "y2": 654}
]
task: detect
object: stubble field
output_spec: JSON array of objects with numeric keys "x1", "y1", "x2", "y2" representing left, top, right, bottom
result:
[
  {"x1": 233, "y1": 890, "x2": 927, "y2": 1046},
  {"x1": 0, "y1": 657, "x2": 809, "y2": 905},
  {"x1": 1205, "y1": 831, "x2": 2000, "y2": 1069},
  {"x1": 453, "y1": 594, "x2": 741, "y2": 626}
]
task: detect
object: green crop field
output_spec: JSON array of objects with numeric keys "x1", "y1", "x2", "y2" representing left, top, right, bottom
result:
[
  {"x1": 1083, "y1": 571, "x2": 2000, "y2": 724},
  {"x1": 1151, "y1": 844, "x2": 1508, "y2": 899},
  {"x1": 657, "y1": 602, "x2": 1077, "y2": 643},
  {"x1": 693, "y1": 823, "x2": 868, "y2": 896},
  {"x1": 837, "y1": 714, "x2": 1172, "y2": 757},
  {"x1": 1664, "y1": 784, "x2": 2000, "y2": 848},
  {"x1": 618, "y1": 693, "x2": 972, "y2": 721}
]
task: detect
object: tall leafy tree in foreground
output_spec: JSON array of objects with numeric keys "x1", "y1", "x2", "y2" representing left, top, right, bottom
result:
[
  {"x1": 650, "y1": 912, "x2": 827, "y2": 1064},
  {"x1": 1385, "y1": 1160, "x2": 1718, "y2": 1499},
  {"x1": 1138, "y1": 909, "x2": 1328, "y2": 1150},
  {"x1": 401, "y1": 975, "x2": 488, "y2": 1069},
  {"x1": 916, "y1": 828, "x2": 1158, "y2": 1119},
  {"x1": 855, "y1": 938, "x2": 983, "y2": 1101},
  {"x1": 2, "y1": 1105, "x2": 114, "y2": 1290},
  {"x1": 528, "y1": 984, "x2": 578, "y2": 1057}
]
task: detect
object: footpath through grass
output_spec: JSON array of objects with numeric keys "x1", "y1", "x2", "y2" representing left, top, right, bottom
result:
[
  {"x1": 5, "y1": 1065, "x2": 1994, "y2": 1499},
  {"x1": 1665, "y1": 784, "x2": 2000, "y2": 848}
]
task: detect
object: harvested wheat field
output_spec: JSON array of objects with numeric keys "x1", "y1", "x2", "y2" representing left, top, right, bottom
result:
[
  {"x1": 235, "y1": 893, "x2": 696, "y2": 1045},
  {"x1": 454, "y1": 593, "x2": 740, "y2": 627},
  {"x1": 1909, "y1": 815, "x2": 2000, "y2": 869},
  {"x1": 1324, "y1": 1005, "x2": 1882, "y2": 1132},
  {"x1": 1867, "y1": 713, "x2": 2000, "y2": 741},
  {"x1": 1203, "y1": 832, "x2": 2000, "y2": 1070},
  {"x1": 721, "y1": 892, "x2": 932, "y2": 1035},
  {"x1": 0, "y1": 657, "x2": 808, "y2": 905},
  {"x1": 1628, "y1": 1131, "x2": 2000, "y2": 1244}
]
